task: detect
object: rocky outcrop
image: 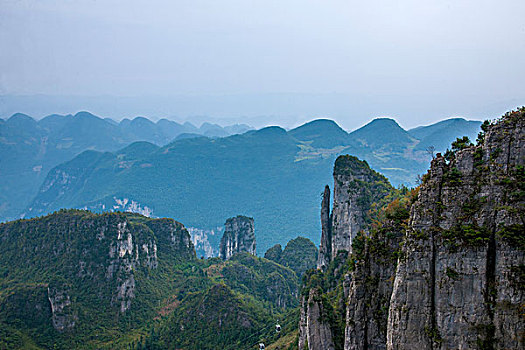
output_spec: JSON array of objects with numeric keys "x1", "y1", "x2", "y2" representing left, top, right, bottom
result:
[
  {"x1": 345, "y1": 222, "x2": 404, "y2": 350},
  {"x1": 144, "y1": 218, "x2": 196, "y2": 260},
  {"x1": 387, "y1": 110, "x2": 524, "y2": 349},
  {"x1": 219, "y1": 215, "x2": 256, "y2": 260},
  {"x1": 318, "y1": 185, "x2": 332, "y2": 269},
  {"x1": 0, "y1": 210, "x2": 196, "y2": 332},
  {"x1": 47, "y1": 283, "x2": 77, "y2": 332},
  {"x1": 318, "y1": 156, "x2": 393, "y2": 269},
  {"x1": 298, "y1": 289, "x2": 336, "y2": 350},
  {"x1": 304, "y1": 155, "x2": 397, "y2": 350},
  {"x1": 302, "y1": 109, "x2": 525, "y2": 350}
]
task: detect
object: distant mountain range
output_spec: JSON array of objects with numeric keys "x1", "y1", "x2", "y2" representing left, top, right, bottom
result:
[
  {"x1": 0, "y1": 111, "x2": 251, "y2": 220},
  {"x1": 0, "y1": 111, "x2": 481, "y2": 256},
  {"x1": 409, "y1": 117, "x2": 484, "y2": 152}
]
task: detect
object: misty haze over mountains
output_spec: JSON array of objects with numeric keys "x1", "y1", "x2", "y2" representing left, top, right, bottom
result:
[
  {"x1": 1, "y1": 94, "x2": 520, "y2": 130},
  {"x1": 0, "y1": 110, "x2": 482, "y2": 256},
  {"x1": 2, "y1": 1, "x2": 524, "y2": 348}
]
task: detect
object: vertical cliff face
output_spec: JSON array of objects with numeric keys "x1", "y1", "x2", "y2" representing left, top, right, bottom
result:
[
  {"x1": 305, "y1": 155, "x2": 398, "y2": 350},
  {"x1": 0, "y1": 210, "x2": 196, "y2": 333},
  {"x1": 344, "y1": 219, "x2": 405, "y2": 350},
  {"x1": 388, "y1": 111, "x2": 524, "y2": 349},
  {"x1": 302, "y1": 109, "x2": 524, "y2": 350},
  {"x1": 219, "y1": 215, "x2": 256, "y2": 260},
  {"x1": 144, "y1": 218, "x2": 196, "y2": 260},
  {"x1": 298, "y1": 289, "x2": 336, "y2": 350},
  {"x1": 318, "y1": 185, "x2": 332, "y2": 270},
  {"x1": 324, "y1": 156, "x2": 393, "y2": 264}
]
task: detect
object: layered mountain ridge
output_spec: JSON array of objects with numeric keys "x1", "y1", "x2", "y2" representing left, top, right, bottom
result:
[
  {"x1": 0, "y1": 111, "x2": 251, "y2": 221},
  {"x1": 0, "y1": 108, "x2": 522, "y2": 349},
  {"x1": 8, "y1": 113, "x2": 482, "y2": 256}
]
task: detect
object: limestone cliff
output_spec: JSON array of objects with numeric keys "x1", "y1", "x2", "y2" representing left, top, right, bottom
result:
[
  {"x1": 219, "y1": 215, "x2": 256, "y2": 260},
  {"x1": 344, "y1": 217, "x2": 405, "y2": 350},
  {"x1": 387, "y1": 109, "x2": 524, "y2": 349},
  {"x1": 47, "y1": 283, "x2": 76, "y2": 332},
  {"x1": 298, "y1": 289, "x2": 336, "y2": 350},
  {"x1": 317, "y1": 185, "x2": 332, "y2": 269},
  {"x1": 0, "y1": 210, "x2": 195, "y2": 333},
  {"x1": 301, "y1": 108, "x2": 525, "y2": 350},
  {"x1": 317, "y1": 156, "x2": 393, "y2": 269}
]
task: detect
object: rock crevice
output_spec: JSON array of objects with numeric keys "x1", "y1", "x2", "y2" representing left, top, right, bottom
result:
[{"x1": 302, "y1": 110, "x2": 525, "y2": 350}]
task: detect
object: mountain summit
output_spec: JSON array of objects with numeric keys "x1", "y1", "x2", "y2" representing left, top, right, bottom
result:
[{"x1": 289, "y1": 119, "x2": 350, "y2": 148}]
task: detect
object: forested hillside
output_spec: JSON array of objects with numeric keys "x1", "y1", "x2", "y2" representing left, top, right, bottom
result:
[
  {"x1": 0, "y1": 210, "x2": 310, "y2": 350},
  {"x1": 20, "y1": 116, "x2": 481, "y2": 255},
  {"x1": 0, "y1": 112, "x2": 250, "y2": 221}
]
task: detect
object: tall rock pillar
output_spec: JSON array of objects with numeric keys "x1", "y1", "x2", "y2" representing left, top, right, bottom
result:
[
  {"x1": 317, "y1": 185, "x2": 332, "y2": 270},
  {"x1": 219, "y1": 215, "x2": 256, "y2": 260},
  {"x1": 331, "y1": 155, "x2": 392, "y2": 258}
]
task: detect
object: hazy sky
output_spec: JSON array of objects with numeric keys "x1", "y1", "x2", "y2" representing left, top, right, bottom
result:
[{"x1": 1, "y1": 0, "x2": 524, "y2": 128}]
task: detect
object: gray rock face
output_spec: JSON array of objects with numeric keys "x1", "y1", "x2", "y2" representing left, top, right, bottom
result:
[
  {"x1": 306, "y1": 156, "x2": 396, "y2": 350},
  {"x1": 344, "y1": 225, "x2": 403, "y2": 350},
  {"x1": 298, "y1": 290, "x2": 336, "y2": 350},
  {"x1": 387, "y1": 111, "x2": 524, "y2": 349},
  {"x1": 219, "y1": 215, "x2": 256, "y2": 260},
  {"x1": 318, "y1": 185, "x2": 332, "y2": 270},
  {"x1": 302, "y1": 110, "x2": 525, "y2": 350},
  {"x1": 106, "y1": 220, "x2": 159, "y2": 313},
  {"x1": 47, "y1": 283, "x2": 77, "y2": 332},
  {"x1": 319, "y1": 156, "x2": 392, "y2": 266}
]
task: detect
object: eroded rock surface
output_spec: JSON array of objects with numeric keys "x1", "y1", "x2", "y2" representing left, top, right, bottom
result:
[
  {"x1": 301, "y1": 110, "x2": 525, "y2": 350},
  {"x1": 0, "y1": 210, "x2": 195, "y2": 332},
  {"x1": 388, "y1": 110, "x2": 524, "y2": 349},
  {"x1": 219, "y1": 215, "x2": 256, "y2": 260},
  {"x1": 298, "y1": 289, "x2": 336, "y2": 350},
  {"x1": 317, "y1": 156, "x2": 392, "y2": 269}
]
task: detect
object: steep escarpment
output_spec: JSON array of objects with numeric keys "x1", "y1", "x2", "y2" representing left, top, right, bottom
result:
[
  {"x1": 219, "y1": 215, "x2": 256, "y2": 260},
  {"x1": 317, "y1": 185, "x2": 332, "y2": 269},
  {"x1": 0, "y1": 210, "x2": 195, "y2": 348},
  {"x1": 300, "y1": 190, "x2": 411, "y2": 350},
  {"x1": 301, "y1": 155, "x2": 400, "y2": 350},
  {"x1": 318, "y1": 155, "x2": 394, "y2": 270},
  {"x1": 0, "y1": 209, "x2": 301, "y2": 350},
  {"x1": 387, "y1": 109, "x2": 524, "y2": 349},
  {"x1": 344, "y1": 200, "x2": 410, "y2": 350},
  {"x1": 300, "y1": 108, "x2": 524, "y2": 350},
  {"x1": 298, "y1": 288, "x2": 337, "y2": 350}
]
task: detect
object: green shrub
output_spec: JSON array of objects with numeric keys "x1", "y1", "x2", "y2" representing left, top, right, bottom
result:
[
  {"x1": 442, "y1": 224, "x2": 490, "y2": 247},
  {"x1": 451, "y1": 136, "x2": 473, "y2": 152},
  {"x1": 497, "y1": 225, "x2": 525, "y2": 250},
  {"x1": 443, "y1": 167, "x2": 462, "y2": 185}
]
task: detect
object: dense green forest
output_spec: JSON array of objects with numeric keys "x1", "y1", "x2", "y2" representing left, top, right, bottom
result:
[
  {"x1": 0, "y1": 210, "x2": 316, "y2": 349},
  {"x1": 0, "y1": 112, "x2": 251, "y2": 222}
]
